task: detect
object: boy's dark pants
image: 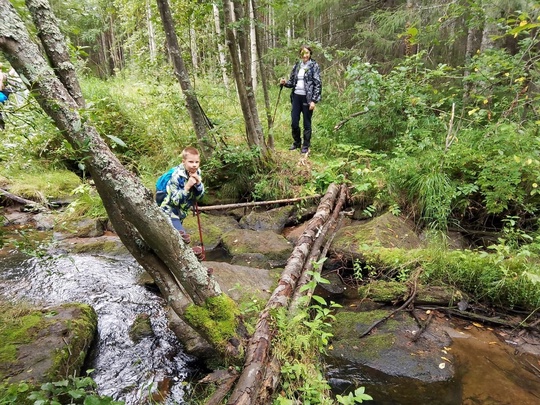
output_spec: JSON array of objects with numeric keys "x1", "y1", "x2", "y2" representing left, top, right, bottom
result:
[{"x1": 291, "y1": 93, "x2": 313, "y2": 148}]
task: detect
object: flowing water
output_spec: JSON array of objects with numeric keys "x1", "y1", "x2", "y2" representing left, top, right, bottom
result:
[
  {"x1": 1, "y1": 235, "x2": 539, "y2": 404},
  {"x1": 0, "y1": 248, "x2": 195, "y2": 404}
]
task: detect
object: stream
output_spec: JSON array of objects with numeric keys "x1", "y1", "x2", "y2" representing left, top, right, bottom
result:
[
  {"x1": 1, "y1": 232, "x2": 540, "y2": 404},
  {"x1": 0, "y1": 247, "x2": 195, "y2": 404}
]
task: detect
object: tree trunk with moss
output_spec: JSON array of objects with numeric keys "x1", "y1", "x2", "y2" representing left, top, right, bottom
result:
[{"x1": 0, "y1": 0, "x2": 241, "y2": 363}]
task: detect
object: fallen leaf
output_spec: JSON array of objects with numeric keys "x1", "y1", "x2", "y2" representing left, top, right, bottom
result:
[
  {"x1": 464, "y1": 325, "x2": 472, "y2": 330},
  {"x1": 472, "y1": 322, "x2": 483, "y2": 328},
  {"x1": 439, "y1": 363, "x2": 446, "y2": 369},
  {"x1": 488, "y1": 342, "x2": 498, "y2": 345},
  {"x1": 441, "y1": 356, "x2": 452, "y2": 363},
  {"x1": 426, "y1": 310, "x2": 431, "y2": 314},
  {"x1": 443, "y1": 346, "x2": 452, "y2": 351}
]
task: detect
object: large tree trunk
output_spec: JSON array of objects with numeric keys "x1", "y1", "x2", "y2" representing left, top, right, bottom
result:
[
  {"x1": 251, "y1": 0, "x2": 274, "y2": 148},
  {"x1": 155, "y1": 0, "x2": 214, "y2": 158},
  {"x1": 25, "y1": 0, "x2": 84, "y2": 108},
  {"x1": 0, "y1": 0, "x2": 240, "y2": 363}
]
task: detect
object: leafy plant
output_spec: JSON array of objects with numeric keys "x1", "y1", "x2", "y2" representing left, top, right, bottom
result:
[
  {"x1": 336, "y1": 387, "x2": 373, "y2": 404},
  {"x1": 0, "y1": 372, "x2": 123, "y2": 405}
]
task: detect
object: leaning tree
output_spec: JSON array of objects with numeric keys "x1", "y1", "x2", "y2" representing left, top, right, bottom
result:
[{"x1": 0, "y1": 0, "x2": 241, "y2": 363}]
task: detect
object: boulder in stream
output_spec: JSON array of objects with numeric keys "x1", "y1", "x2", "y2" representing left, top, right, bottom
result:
[{"x1": 326, "y1": 305, "x2": 460, "y2": 404}]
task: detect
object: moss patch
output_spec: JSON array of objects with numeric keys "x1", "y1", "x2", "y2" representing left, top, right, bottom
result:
[
  {"x1": 0, "y1": 301, "x2": 97, "y2": 383},
  {"x1": 185, "y1": 295, "x2": 239, "y2": 351}
]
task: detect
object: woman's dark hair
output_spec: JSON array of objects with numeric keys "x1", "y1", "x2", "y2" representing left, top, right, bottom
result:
[{"x1": 299, "y1": 45, "x2": 312, "y2": 57}]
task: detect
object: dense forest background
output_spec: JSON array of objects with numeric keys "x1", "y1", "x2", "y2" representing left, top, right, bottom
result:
[
  {"x1": 1, "y1": 0, "x2": 539, "y2": 253},
  {"x1": 1, "y1": 1, "x2": 540, "y2": 403}
]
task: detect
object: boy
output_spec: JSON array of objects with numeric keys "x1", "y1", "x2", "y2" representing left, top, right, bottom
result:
[{"x1": 157, "y1": 147, "x2": 205, "y2": 246}]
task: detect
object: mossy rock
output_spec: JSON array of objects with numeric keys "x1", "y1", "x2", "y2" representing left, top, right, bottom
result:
[
  {"x1": 238, "y1": 205, "x2": 296, "y2": 233},
  {"x1": 129, "y1": 313, "x2": 154, "y2": 343},
  {"x1": 221, "y1": 229, "x2": 293, "y2": 267},
  {"x1": 184, "y1": 212, "x2": 240, "y2": 250},
  {"x1": 330, "y1": 212, "x2": 424, "y2": 261},
  {"x1": 328, "y1": 308, "x2": 454, "y2": 381},
  {"x1": 0, "y1": 302, "x2": 97, "y2": 383}
]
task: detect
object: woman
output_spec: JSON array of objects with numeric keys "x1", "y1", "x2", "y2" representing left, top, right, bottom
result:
[{"x1": 280, "y1": 45, "x2": 322, "y2": 154}]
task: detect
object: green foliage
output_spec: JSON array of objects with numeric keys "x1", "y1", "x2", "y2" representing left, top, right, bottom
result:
[
  {"x1": 358, "y1": 245, "x2": 540, "y2": 311},
  {"x1": 271, "y1": 269, "x2": 370, "y2": 404},
  {"x1": 0, "y1": 372, "x2": 124, "y2": 405},
  {"x1": 58, "y1": 183, "x2": 107, "y2": 222},
  {"x1": 204, "y1": 145, "x2": 260, "y2": 201},
  {"x1": 336, "y1": 387, "x2": 373, "y2": 404}
]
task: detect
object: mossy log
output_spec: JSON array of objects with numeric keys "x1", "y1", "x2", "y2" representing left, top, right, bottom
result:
[{"x1": 358, "y1": 280, "x2": 466, "y2": 306}]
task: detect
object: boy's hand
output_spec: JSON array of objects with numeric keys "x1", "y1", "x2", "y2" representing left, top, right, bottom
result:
[{"x1": 185, "y1": 174, "x2": 201, "y2": 190}]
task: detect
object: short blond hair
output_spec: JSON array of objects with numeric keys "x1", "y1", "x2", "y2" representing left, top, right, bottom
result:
[{"x1": 182, "y1": 147, "x2": 200, "y2": 159}]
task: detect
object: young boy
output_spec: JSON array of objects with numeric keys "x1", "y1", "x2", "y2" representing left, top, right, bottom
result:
[
  {"x1": 0, "y1": 65, "x2": 9, "y2": 130},
  {"x1": 158, "y1": 147, "x2": 205, "y2": 245}
]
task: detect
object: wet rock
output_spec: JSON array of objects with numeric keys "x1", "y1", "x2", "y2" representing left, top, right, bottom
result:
[
  {"x1": 53, "y1": 235, "x2": 129, "y2": 255},
  {"x1": 204, "y1": 260, "x2": 278, "y2": 301},
  {"x1": 33, "y1": 212, "x2": 56, "y2": 230},
  {"x1": 129, "y1": 313, "x2": 154, "y2": 343},
  {"x1": 221, "y1": 229, "x2": 293, "y2": 269},
  {"x1": 239, "y1": 205, "x2": 296, "y2": 233},
  {"x1": 326, "y1": 306, "x2": 459, "y2": 404},
  {"x1": 59, "y1": 218, "x2": 106, "y2": 238}
]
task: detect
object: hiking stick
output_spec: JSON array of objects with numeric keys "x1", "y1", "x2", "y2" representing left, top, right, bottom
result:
[{"x1": 194, "y1": 202, "x2": 205, "y2": 261}]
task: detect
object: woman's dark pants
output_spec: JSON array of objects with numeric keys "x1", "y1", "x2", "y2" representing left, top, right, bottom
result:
[{"x1": 291, "y1": 93, "x2": 313, "y2": 148}]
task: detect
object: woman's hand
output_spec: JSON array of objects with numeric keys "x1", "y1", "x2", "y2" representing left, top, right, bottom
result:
[{"x1": 309, "y1": 101, "x2": 315, "y2": 111}]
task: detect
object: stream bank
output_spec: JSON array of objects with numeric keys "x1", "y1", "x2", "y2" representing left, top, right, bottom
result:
[{"x1": 1, "y1": 203, "x2": 540, "y2": 404}]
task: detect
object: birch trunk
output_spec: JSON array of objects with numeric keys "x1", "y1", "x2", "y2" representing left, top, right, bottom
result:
[
  {"x1": 212, "y1": 2, "x2": 230, "y2": 91},
  {"x1": 146, "y1": 0, "x2": 157, "y2": 62},
  {"x1": 251, "y1": 0, "x2": 274, "y2": 147}
]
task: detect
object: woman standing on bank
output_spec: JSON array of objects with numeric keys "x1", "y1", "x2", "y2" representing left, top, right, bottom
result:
[{"x1": 280, "y1": 45, "x2": 322, "y2": 154}]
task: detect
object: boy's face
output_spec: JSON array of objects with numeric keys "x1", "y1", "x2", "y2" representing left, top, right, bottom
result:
[{"x1": 183, "y1": 152, "x2": 200, "y2": 174}]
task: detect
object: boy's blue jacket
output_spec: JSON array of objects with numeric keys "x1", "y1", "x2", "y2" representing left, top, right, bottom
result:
[{"x1": 159, "y1": 164, "x2": 204, "y2": 222}]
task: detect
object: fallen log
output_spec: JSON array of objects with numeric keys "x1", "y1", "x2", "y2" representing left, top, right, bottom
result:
[
  {"x1": 0, "y1": 188, "x2": 42, "y2": 207},
  {"x1": 225, "y1": 183, "x2": 341, "y2": 405},
  {"x1": 197, "y1": 194, "x2": 321, "y2": 211},
  {"x1": 290, "y1": 184, "x2": 348, "y2": 311}
]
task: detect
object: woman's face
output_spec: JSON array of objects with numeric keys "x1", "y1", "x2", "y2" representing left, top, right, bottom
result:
[{"x1": 300, "y1": 48, "x2": 310, "y2": 63}]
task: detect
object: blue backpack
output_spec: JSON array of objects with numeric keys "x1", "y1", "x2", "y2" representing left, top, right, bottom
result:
[
  {"x1": 155, "y1": 167, "x2": 176, "y2": 205},
  {"x1": 156, "y1": 167, "x2": 176, "y2": 193}
]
